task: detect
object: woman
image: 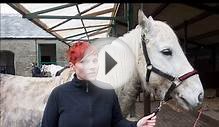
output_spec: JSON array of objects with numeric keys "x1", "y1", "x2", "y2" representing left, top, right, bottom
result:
[{"x1": 41, "y1": 41, "x2": 156, "y2": 127}]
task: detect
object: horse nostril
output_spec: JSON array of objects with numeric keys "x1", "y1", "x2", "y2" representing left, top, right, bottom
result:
[{"x1": 198, "y1": 92, "x2": 204, "y2": 103}]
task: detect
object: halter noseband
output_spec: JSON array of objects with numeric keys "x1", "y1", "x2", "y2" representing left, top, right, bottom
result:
[{"x1": 141, "y1": 34, "x2": 198, "y2": 103}]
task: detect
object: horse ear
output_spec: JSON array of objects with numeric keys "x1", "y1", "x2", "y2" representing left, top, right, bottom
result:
[
  {"x1": 138, "y1": 9, "x2": 153, "y2": 32},
  {"x1": 148, "y1": 16, "x2": 154, "y2": 22},
  {"x1": 138, "y1": 9, "x2": 147, "y2": 28}
]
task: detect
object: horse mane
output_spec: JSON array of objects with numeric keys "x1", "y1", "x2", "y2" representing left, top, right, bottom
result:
[{"x1": 118, "y1": 26, "x2": 142, "y2": 59}]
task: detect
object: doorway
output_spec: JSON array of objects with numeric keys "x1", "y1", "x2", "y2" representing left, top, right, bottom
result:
[
  {"x1": 0, "y1": 50, "x2": 15, "y2": 75},
  {"x1": 38, "y1": 44, "x2": 56, "y2": 66}
]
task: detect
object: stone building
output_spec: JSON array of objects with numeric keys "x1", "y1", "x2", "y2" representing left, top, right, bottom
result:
[{"x1": 0, "y1": 14, "x2": 69, "y2": 76}]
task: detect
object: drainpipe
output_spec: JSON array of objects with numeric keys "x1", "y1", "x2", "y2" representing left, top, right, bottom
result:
[{"x1": 35, "y1": 39, "x2": 38, "y2": 65}]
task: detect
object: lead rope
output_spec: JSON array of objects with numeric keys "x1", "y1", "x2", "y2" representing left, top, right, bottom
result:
[
  {"x1": 148, "y1": 101, "x2": 165, "y2": 120},
  {"x1": 193, "y1": 107, "x2": 204, "y2": 127}
]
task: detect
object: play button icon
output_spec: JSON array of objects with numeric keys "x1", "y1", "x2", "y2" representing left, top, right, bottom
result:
[
  {"x1": 90, "y1": 37, "x2": 135, "y2": 89},
  {"x1": 105, "y1": 51, "x2": 117, "y2": 75}
]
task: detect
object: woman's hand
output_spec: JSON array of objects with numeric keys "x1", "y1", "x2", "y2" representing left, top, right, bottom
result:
[{"x1": 137, "y1": 113, "x2": 156, "y2": 127}]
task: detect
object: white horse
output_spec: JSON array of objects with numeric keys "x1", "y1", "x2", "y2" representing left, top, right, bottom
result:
[
  {"x1": 0, "y1": 10, "x2": 204, "y2": 127},
  {"x1": 0, "y1": 68, "x2": 73, "y2": 127},
  {"x1": 134, "y1": 10, "x2": 203, "y2": 110},
  {"x1": 94, "y1": 9, "x2": 204, "y2": 114},
  {"x1": 41, "y1": 64, "x2": 64, "y2": 77}
]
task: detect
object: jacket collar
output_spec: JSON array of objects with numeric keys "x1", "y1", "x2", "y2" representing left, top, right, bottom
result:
[
  {"x1": 72, "y1": 73, "x2": 88, "y2": 87},
  {"x1": 71, "y1": 73, "x2": 96, "y2": 92}
]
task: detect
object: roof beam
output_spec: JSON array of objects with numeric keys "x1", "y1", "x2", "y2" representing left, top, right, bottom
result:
[
  {"x1": 51, "y1": 24, "x2": 109, "y2": 32},
  {"x1": 108, "y1": 3, "x2": 120, "y2": 35},
  {"x1": 66, "y1": 38, "x2": 96, "y2": 43},
  {"x1": 184, "y1": 3, "x2": 219, "y2": 15},
  {"x1": 87, "y1": 29, "x2": 108, "y2": 37},
  {"x1": 83, "y1": 8, "x2": 114, "y2": 17},
  {"x1": 26, "y1": 3, "x2": 77, "y2": 16},
  {"x1": 76, "y1": 4, "x2": 89, "y2": 41},
  {"x1": 151, "y1": 3, "x2": 169, "y2": 17},
  {"x1": 79, "y1": 29, "x2": 108, "y2": 39},
  {"x1": 48, "y1": 3, "x2": 102, "y2": 30},
  {"x1": 64, "y1": 26, "x2": 111, "y2": 40},
  {"x1": 188, "y1": 30, "x2": 219, "y2": 41},
  {"x1": 173, "y1": 11, "x2": 211, "y2": 30},
  {"x1": 8, "y1": 3, "x2": 70, "y2": 46},
  {"x1": 24, "y1": 15, "x2": 117, "y2": 20}
]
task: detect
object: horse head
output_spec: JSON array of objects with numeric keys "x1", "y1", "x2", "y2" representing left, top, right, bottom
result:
[{"x1": 138, "y1": 10, "x2": 204, "y2": 110}]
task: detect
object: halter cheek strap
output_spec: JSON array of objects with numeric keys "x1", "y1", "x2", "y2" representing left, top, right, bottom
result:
[{"x1": 141, "y1": 34, "x2": 198, "y2": 102}]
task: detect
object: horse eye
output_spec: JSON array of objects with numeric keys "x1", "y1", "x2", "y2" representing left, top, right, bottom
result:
[{"x1": 161, "y1": 49, "x2": 172, "y2": 56}]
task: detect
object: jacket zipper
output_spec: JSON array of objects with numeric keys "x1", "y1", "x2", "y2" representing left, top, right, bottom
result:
[
  {"x1": 86, "y1": 82, "x2": 88, "y2": 93},
  {"x1": 86, "y1": 82, "x2": 93, "y2": 127}
]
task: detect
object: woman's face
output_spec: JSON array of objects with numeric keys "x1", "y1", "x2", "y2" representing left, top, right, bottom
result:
[{"x1": 70, "y1": 53, "x2": 99, "y2": 81}]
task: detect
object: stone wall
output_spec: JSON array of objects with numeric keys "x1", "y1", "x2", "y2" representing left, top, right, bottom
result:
[{"x1": 0, "y1": 38, "x2": 68, "y2": 76}]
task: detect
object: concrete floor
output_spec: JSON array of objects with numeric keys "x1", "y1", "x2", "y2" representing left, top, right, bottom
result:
[{"x1": 133, "y1": 94, "x2": 219, "y2": 127}]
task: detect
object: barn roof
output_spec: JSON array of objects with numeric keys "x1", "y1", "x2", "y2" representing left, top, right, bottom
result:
[
  {"x1": 0, "y1": 14, "x2": 54, "y2": 38},
  {"x1": 3, "y1": 3, "x2": 219, "y2": 47},
  {"x1": 7, "y1": 3, "x2": 119, "y2": 46},
  {"x1": 143, "y1": 3, "x2": 219, "y2": 46},
  {"x1": 116, "y1": 3, "x2": 219, "y2": 48}
]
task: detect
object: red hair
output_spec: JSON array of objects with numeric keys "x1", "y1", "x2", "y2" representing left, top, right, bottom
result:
[{"x1": 67, "y1": 41, "x2": 91, "y2": 64}]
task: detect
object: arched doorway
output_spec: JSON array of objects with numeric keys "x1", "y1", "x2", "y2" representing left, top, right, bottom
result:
[{"x1": 0, "y1": 50, "x2": 15, "y2": 75}]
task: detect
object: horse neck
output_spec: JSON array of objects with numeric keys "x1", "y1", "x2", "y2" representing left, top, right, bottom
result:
[
  {"x1": 118, "y1": 26, "x2": 149, "y2": 86},
  {"x1": 118, "y1": 26, "x2": 142, "y2": 58}
]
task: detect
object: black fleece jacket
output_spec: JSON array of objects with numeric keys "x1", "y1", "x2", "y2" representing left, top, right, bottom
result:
[{"x1": 41, "y1": 74, "x2": 137, "y2": 127}]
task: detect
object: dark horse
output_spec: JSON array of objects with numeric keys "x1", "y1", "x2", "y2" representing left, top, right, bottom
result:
[{"x1": 31, "y1": 63, "x2": 50, "y2": 77}]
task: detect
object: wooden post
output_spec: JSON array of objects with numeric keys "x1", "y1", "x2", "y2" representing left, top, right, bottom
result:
[
  {"x1": 127, "y1": 3, "x2": 133, "y2": 31},
  {"x1": 127, "y1": 3, "x2": 130, "y2": 32},
  {"x1": 211, "y1": 47, "x2": 216, "y2": 71},
  {"x1": 140, "y1": 3, "x2": 144, "y2": 10},
  {"x1": 216, "y1": 88, "x2": 219, "y2": 97},
  {"x1": 184, "y1": 21, "x2": 188, "y2": 55},
  {"x1": 112, "y1": 20, "x2": 116, "y2": 37}
]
